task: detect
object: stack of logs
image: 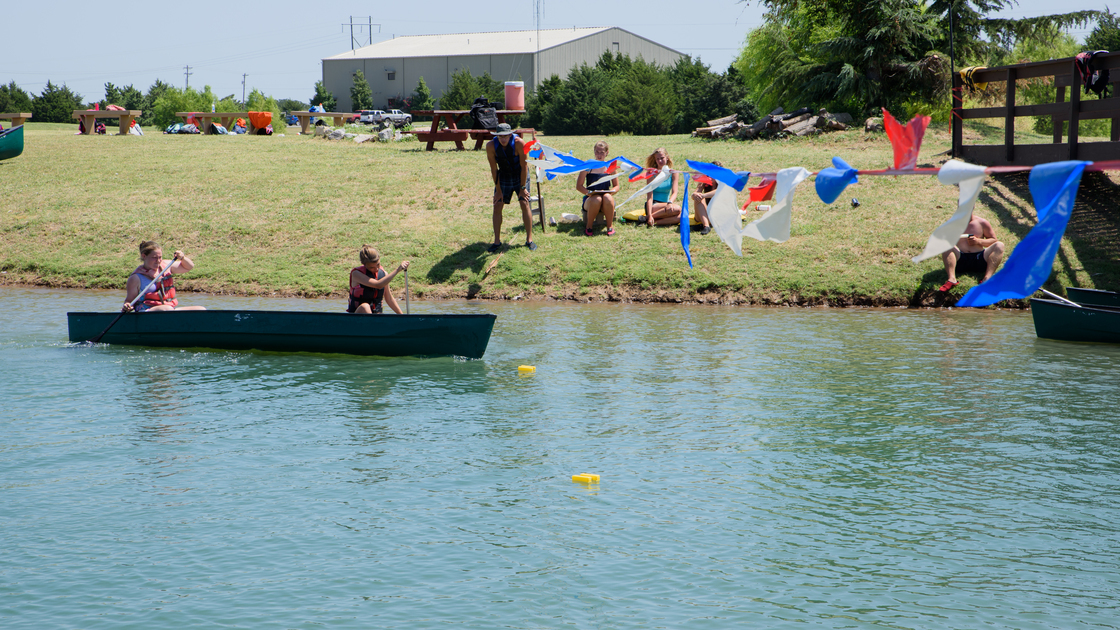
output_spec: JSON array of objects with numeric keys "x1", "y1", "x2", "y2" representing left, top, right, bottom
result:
[{"x1": 692, "y1": 108, "x2": 855, "y2": 140}]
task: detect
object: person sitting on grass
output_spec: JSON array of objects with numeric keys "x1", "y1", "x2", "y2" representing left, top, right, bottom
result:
[
  {"x1": 689, "y1": 161, "x2": 722, "y2": 236},
  {"x1": 938, "y1": 212, "x2": 1006, "y2": 292},
  {"x1": 643, "y1": 147, "x2": 682, "y2": 227},
  {"x1": 576, "y1": 140, "x2": 619, "y2": 237},
  {"x1": 348, "y1": 245, "x2": 410, "y2": 314},
  {"x1": 486, "y1": 123, "x2": 535, "y2": 252},
  {"x1": 121, "y1": 241, "x2": 206, "y2": 313}
]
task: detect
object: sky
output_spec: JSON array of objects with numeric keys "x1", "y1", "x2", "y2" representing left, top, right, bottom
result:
[{"x1": 1, "y1": 1, "x2": 1113, "y2": 105}]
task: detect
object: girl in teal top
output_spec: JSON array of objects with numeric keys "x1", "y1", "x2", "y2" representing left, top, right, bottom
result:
[{"x1": 643, "y1": 147, "x2": 682, "y2": 227}]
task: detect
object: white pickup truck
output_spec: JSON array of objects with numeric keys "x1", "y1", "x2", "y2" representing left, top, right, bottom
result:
[{"x1": 360, "y1": 109, "x2": 412, "y2": 126}]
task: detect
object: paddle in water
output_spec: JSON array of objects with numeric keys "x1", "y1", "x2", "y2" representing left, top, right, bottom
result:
[{"x1": 88, "y1": 254, "x2": 179, "y2": 343}]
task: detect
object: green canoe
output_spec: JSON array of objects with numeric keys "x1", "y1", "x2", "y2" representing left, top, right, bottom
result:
[
  {"x1": 0, "y1": 125, "x2": 24, "y2": 161},
  {"x1": 1030, "y1": 298, "x2": 1120, "y2": 344},
  {"x1": 1065, "y1": 287, "x2": 1120, "y2": 308},
  {"x1": 67, "y1": 310, "x2": 497, "y2": 359}
]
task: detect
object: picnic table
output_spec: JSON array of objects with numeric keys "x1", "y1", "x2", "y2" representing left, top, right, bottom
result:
[
  {"x1": 290, "y1": 111, "x2": 357, "y2": 134},
  {"x1": 409, "y1": 110, "x2": 532, "y2": 151},
  {"x1": 71, "y1": 110, "x2": 141, "y2": 135},
  {"x1": 0, "y1": 113, "x2": 32, "y2": 128},
  {"x1": 175, "y1": 112, "x2": 258, "y2": 135}
]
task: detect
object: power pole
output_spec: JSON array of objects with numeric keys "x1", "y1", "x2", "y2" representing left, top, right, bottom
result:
[
  {"x1": 242, "y1": 74, "x2": 248, "y2": 107},
  {"x1": 343, "y1": 16, "x2": 381, "y2": 52},
  {"x1": 184, "y1": 65, "x2": 193, "y2": 90}
]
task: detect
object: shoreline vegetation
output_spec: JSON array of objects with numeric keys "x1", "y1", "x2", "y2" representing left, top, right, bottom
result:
[{"x1": 2, "y1": 122, "x2": 1117, "y2": 308}]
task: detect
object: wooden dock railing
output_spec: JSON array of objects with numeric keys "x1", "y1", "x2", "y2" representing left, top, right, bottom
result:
[{"x1": 953, "y1": 51, "x2": 1120, "y2": 166}]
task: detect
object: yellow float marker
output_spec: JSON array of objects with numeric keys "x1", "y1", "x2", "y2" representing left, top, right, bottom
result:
[
  {"x1": 571, "y1": 473, "x2": 600, "y2": 483},
  {"x1": 518, "y1": 365, "x2": 536, "y2": 373}
]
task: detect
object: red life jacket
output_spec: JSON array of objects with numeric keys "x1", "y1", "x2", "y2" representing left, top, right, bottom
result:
[
  {"x1": 132, "y1": 265, "x2": 177, "y2": 308},
  {"x1": 348, "y1": 266, "x2": 385, "y2": 313}
]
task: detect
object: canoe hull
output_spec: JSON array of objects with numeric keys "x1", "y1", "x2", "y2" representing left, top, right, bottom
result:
[
  {"x1": 1065, "y1": 287, "x2": 1120, "y2": 308},
  {"x1": 0, "y1": 125, "x2": 24, "y2": 161},
  {"x1": 1030, "y1": 299, "x2": 1120, "y2": 344},
  {"x1": 67, "y1": 310, "x2": 497, "y2": 359}
]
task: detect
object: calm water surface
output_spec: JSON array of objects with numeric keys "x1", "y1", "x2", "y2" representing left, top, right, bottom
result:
[{"x1": 2, "y1": 287, "x2": 1119, "y2": 629}]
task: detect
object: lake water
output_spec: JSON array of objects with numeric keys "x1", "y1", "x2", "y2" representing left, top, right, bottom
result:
[{"x1": 2, "y1": 287, "x2": 1119, "y2": 629}]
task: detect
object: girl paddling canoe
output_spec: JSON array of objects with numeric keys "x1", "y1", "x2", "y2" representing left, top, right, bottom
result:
[
  {"x1": 348, "y1": 245, "x2": 410, "y2": 315},
  {"x1": 121, "y1": 240, "x2": 206, "y2": 313}
]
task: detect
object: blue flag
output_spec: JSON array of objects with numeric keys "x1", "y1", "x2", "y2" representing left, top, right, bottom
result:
[
  {"x1": 680, "y1": 174, "x2": 693, "y2": 268},
  {"x1": 814, "y1": 157, "x2": 859, "y2": 204},
  {"x1": 956, "y1": 160, "x2": 1090, "y2": 307},
  {"x1": 686, "y1": 160, "x2": 749, "y2": 191}
]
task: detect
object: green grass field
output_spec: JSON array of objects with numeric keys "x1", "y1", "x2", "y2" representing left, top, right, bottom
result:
[{"x1": 1, "y1": 121, "x2": 1117, "y2": 306}]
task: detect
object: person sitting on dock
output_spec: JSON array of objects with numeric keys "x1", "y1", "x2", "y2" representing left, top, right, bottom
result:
[
  {"x1": 486, "y1": 123, "x2": 535, "y2": 252},
  {"x1": 122, "y1": 241, "x2": 206, "y2": 312},
  {"x1": 348, "y1": 245, "x2": 410, "y2": 314},
  {"x1": 939, "y1": 213, "x2": 1006, "y2": 291}
]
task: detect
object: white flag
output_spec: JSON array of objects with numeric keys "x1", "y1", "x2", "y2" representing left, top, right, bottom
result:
[
  {"x1": 911, "y1": 160, "x2": 987, "y2": 262},
  {"x1": 742, "y1": 167, "x2": 811, "y2": 244}
]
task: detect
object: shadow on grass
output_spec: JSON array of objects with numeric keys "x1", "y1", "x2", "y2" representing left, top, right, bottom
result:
[{"x1": 981, "y1": 170, "x2": 1120, "y2": 293}]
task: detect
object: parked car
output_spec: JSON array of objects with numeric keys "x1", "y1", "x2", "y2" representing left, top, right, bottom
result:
[{"x1": 360, "y1": 109, "x2": 411, "y2": 126}]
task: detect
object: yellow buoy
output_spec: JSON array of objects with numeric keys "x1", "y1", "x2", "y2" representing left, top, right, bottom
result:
[
  {"x1": 571, "y1": 473, "x2": 600, "y2": 483},
  {"x1": 518, "y1": 365, "x2": 536, "y2": 373}
]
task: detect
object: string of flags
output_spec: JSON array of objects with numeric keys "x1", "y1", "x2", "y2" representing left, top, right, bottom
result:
[{"x1": 519, "y1": 114, "x2": 1120, "y2": 307}]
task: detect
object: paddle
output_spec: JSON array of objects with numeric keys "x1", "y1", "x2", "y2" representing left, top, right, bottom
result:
[
  {"x1": 404, "y1": 267, "x2": 411, "y2": 315},
  {"x1": 89, "y1": 255, "x2": 179, "y2": 343},
  {"x1": 1040, "y1": 288, "x2": 1081, "y2": 308}
]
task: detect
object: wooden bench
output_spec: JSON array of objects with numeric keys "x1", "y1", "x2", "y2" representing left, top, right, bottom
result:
[
  {"x1": 71, "y1": 110, "x2": 142, "y2": 135},
  {"x1": 175, "y1": 112, "x2": 256, "y2": 135},
  {"x1": 0, "y1": 113, "x2": 32, "y2": 128},
  {"x1": 291, "y1": 111, "x2": 357, "y2": 135}
]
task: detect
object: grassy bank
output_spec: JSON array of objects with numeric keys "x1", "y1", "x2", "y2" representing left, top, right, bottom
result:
[{"x1": 1, "y1": 122, "x2": 1117, "y2": 306}]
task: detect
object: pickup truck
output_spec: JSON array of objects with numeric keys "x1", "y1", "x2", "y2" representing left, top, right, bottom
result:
[{"x1": 360, "y1": 109, "x2": 412, "y2": 126}]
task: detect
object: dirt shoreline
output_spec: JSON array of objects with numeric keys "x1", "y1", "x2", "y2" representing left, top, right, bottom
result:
[{"x1": 0, "y1": 275, "x2": 1028, "y2": 309}]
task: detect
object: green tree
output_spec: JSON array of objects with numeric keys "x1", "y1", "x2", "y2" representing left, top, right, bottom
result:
[
  {"x1": 439, "y1": 68, "x2": 505, "y2": 110},
  {"x1": 540, "y1": 64, "x2": 612, "y2": 135},
  {"x1": 522, "y1": 74, "x2": 563, "y2": 129},
  {"x1": 277, "y1": 98, "x2": 308, "y2": 113},
  {"x1": 600, "y1": 57, "x2": 677, "y2": 135},
  {"x1": 410, "y1": 77, "x2": 435, "y2": 111},
  {"x1": 32, "y1": 81, "x2": 84, "y2": 123},
  {"x1": 0, "y1": 81, "x2": 33, "y2": 113},
  {"x1": 101, "y1": 83, "x2": 144, "y2": 111},
  {"x1": 1085, "y1": 10, "x2": 1120, "y2": 51},
  {"x1": 311, "y1": 80, "x2": 336, "y2": 111},
  {"x1": 351, "y1": 70, "x2": 373, "y2": 110},
  {"x1": 140, "y1": 80, "x2": 171, "y2": 126},
  {"x1": 666, "y1": 57, "x2": 752, "y2": 133}
]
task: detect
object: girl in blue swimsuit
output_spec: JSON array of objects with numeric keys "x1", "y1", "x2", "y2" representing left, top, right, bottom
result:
[{"x1": 643, "y1": 147, "x2": 682, "y2": 227}]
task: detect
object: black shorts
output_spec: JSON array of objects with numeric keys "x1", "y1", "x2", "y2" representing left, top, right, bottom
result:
[
  {"x1": 956, "y1": 250, "x2": 986, "y2": 274},
  {"x1": 499, "y1": 178, "x2": 529, "y2": 204}
]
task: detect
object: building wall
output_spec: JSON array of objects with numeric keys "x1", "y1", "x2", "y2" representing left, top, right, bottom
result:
[{"x1": 322, "y1": 28, "x2": 681, "y2": 111}]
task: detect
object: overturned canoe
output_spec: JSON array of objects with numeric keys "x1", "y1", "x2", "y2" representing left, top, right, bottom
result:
[
  {"x1": 1065, "y1": 287, "x2": 1120, "y2": 308},
  {"x1": 0, "y1": 125, "x2": 24, "y2": 161},
  {"x1": 67, "y1": 310, "x2": 497, "y2": 359},
  {"x1": 1030, "y1": 298, "x2": 1120, "y2": 344}
]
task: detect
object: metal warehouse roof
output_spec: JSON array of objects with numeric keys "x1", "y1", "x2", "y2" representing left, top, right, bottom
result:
[{"x1": 325, "y1": 27, "x2": 614, "y2": 59}]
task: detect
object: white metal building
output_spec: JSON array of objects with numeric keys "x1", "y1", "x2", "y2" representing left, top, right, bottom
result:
[{"x1": 321, "y1": 27, "x2": 683, "y2": 111}]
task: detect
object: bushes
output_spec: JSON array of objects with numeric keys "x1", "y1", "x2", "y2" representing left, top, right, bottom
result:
[{"x1": 531, "y1": 52, "x2": 753, "y2": 136}]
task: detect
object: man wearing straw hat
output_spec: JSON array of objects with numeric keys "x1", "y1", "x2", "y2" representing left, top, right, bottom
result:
[{"x1": 486, "y1": 123, "x2": 535, "y2": 252}]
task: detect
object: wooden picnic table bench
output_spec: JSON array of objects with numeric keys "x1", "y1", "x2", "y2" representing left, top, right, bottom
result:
[
  {"x1": 71, "y1": 109, "x2": 141, "y2": 135},
  {"x1": 408, "y1": 109, "x2": 528, "y2": 150},
  {"x1": 291, "y1": 111, "x2": 357, "y2": 134},
  {"x1": 0, "y1": 113, "x2": 32, "y2": 128},
  {"x1": 175, "y1": 112, "x2": 259, "y2": 135}
]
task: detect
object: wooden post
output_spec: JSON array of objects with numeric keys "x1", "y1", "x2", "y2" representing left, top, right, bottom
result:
[
  {"x1": 1053, "y1": 84, "x2": 1066, "y2": 143},
  {"x1": 951, "y1": 71, "x2": 963, "y2": 159},
  {"x1": 1005, "y1": 68, "x2": 1016, "y2": 164},
  {"x1": 1069, "y1": 60, "x2": 1081, "y2": 160}
]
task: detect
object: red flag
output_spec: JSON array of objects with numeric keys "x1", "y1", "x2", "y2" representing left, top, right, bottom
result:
[{"x1": 882, "y1": 108, "x2": 930, "y2": 170}]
